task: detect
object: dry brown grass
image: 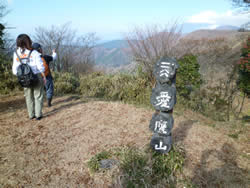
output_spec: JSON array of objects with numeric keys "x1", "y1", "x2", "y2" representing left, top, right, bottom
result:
[{"x1": 0, "y1": 94, "x2": 249, "y2": 187}]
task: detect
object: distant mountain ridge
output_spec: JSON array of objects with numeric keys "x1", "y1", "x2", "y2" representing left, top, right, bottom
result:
[
  {"x1": 94, "y1": 26, "x2": 246, "y2": 70},
  {"x1": 215, "y1": 25, "x2": 239, "y2": 31},
  {"x1": 96, "y1": 40, "x2": 129, "y2": 49},
  {"x1": 94, "y1": 40, "x2": 131, "y2": 68},
  {"x1": 184, "y1": 29, "x2": 239, "y2": 39}
]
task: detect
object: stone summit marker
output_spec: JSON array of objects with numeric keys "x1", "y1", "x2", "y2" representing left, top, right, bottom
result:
[{"x1": 150, "y1": 57, "x2": 179, "y2": 154}]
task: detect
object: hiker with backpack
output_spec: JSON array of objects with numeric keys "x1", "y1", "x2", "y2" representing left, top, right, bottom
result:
[
  {"x1": 32, "y1": 43, "x2": 57, "y2": 107},
  {"x1": 12, "y1": 34, "x2": 46, "y2": 120}
]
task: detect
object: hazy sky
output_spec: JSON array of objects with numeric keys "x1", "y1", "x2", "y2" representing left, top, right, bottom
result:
[{"x1": 3, "y1": 0, "x2": 250, "y2": 41}]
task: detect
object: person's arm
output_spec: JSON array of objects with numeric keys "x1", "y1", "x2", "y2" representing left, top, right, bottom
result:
[
  {"x1": 41, "y1": 72, "x2": 46, "y2": 85},
  {"x1": 12, "y1": 52, "x2": 19, "y2": 75}
]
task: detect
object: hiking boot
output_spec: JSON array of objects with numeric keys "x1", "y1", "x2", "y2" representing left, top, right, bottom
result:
[
  {"x1": 47, "y1": 98, "x2": 52, "y2": 107},
  {"x1": 36, "y1": 116, "x2": 43, "y2": 120},
  {"x1": 30, "y1": 116, "x2": 35, "y2": 120}
]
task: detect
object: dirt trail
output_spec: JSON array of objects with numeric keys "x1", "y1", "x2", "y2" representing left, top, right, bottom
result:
[{"x1": 0, "y1": 95, "x2": 249, "y2": 187}]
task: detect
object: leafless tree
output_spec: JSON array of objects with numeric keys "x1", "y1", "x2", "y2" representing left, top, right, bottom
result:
[
  {"x1": 0, "y1": 2, "x2": 9, "y2": 19},
  {"x1": 125, "y1": 22, "x2": 183, "y2": 81},
  {"x1": 229, "y1": 0, "x2": 250, "y2": 13},
  {"x1": 239, "y1": 21, "x2": 250, "y2": 31},
  {"x1": 33, "y1": 23, "x2": 97, "y2": 74}
]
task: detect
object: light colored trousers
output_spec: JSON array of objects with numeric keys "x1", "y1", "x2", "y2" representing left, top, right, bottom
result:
[{"x1": 24, "y1": 74, "x2": 44, "y2": 118}]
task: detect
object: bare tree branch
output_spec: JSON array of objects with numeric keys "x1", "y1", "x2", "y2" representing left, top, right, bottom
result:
[
  {"x1": 33, "y1": 23, "x2": 98, "y2": 74},
  {"x1": 125, "y1": 22, "x2": 182, "y2": 81},
  {"x1": 229, "y1": 0, "x2": 250, "y2": 13}
]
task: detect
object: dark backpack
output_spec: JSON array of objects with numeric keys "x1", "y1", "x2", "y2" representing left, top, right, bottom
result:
[{"x1": 15, "y1": 50, "x2": 38, "y2": 88}]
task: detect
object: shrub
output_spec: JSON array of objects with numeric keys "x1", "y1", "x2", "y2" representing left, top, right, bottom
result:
[
  {"x1": 79, "y1": 72, "x2": 112, "y2": 98},
  {"x1": 79, "y1": 70, "x2": 152, "y2": 106},
  {"x1": 0, "y1": 56, "x2": 21, "y2": 95},
  {"x1": 179, "y1": 87, "x2": 228, "y2": 121},
  {"x1": 52, "y1": 71, "x2": 80, "y2": 95}
]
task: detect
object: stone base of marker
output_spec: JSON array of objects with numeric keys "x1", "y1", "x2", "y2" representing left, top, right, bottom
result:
[{"x1": 150, "y1": 133, "x2": 172, "y2": 154}]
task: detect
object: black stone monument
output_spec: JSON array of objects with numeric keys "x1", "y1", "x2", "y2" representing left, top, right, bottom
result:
[{"x1": 150, "y1": 56, "x2": 179, "y2": 154}]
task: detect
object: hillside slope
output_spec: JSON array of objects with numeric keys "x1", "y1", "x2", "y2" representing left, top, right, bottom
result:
[
  {"x1": 94, "y1": 40, "x2": 131, "y2": 68},
  {"x1": 184, "y1": 29, "x2": 240, "y2": 39},
  {"x1": 0, "y1": 95, "x2": 249, "y2": 187}
]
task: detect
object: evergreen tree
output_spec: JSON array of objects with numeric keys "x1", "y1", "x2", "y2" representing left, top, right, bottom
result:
[
  {"x1": 176, "y1": 55, "x2": 202, "y2": 97},
  {"x1": 0, "y1": 6, "x2": 20, "y2": 94}
]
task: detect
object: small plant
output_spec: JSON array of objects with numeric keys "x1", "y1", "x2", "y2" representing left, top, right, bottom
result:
[
  {"x1": 117, "y1": 146, "x2": 185, "y2": 187},
  {"x1": 87, "y1": 146, "x2": 185, "y2": 187},
  {"x1": 150, "y1": 145, "x2": 185, "y2": 185},
  {"x1": 119, "y1": 147, "x2": 150, "y2": 187},
  {"x1": 242, "y1": 115, "x2": 250, "y2": 123},
  {"x1": 228, "y1": 133, "x2": 239, "y2": 139},
  {"x1": 208, "y1": 124, "x2": 216, "y2": 128},
  {"x1": 228, "y1": 130, "x2": 243, "y2": 139},
  {"x1": 181, "y1": 180, "x2": 198, "y2": 188},
  {"x1": 87, "y1": 150, "x2": 112, "y2": 173}
]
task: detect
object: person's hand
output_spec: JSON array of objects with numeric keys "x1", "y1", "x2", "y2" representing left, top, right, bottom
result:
[{"x1": 43, "y1": 76, "x2": 47, "y2": 85}]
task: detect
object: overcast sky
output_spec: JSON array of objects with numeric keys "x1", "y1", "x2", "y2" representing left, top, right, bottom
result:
[{"x1": 3, "y1": 0, "x2": 250, "y2": 41}]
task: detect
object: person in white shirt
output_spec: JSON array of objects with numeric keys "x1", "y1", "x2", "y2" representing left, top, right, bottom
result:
[{"x1": 12, "y1": 34, "x2": 46, "y2": 120}]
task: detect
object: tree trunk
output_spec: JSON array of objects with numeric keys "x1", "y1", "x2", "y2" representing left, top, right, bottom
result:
[{"x1": 237, "y1": 93, "x2": 246, "y2": 119}]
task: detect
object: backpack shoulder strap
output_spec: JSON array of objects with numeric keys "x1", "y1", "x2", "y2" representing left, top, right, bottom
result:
[
  {"x1": 15, "y1": 49, "x2": 23, "y2": 64},
  {"x1": 15, "y1": 49, "x2": 33, "y2": 63},
  {"x1": 26, "y1": 49, "x2": 33, "y2": 63},
  {"x1": 27, "y1": 49, "x2": 33, "y2": 59}
]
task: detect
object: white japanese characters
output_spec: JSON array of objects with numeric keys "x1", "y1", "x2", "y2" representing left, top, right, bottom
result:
[
  {"x1": 159, "y1": 62, "x2": 172, "y2": 77},
  {"x1": 155, "y1": 141, "x2": 167, "y2": 150},
  {"x1": 154, "y1": 120, "x2": 168, "y2": 134},
  {"x1": 155, "y1": 92, "x2": 171, "y2": 108}
]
